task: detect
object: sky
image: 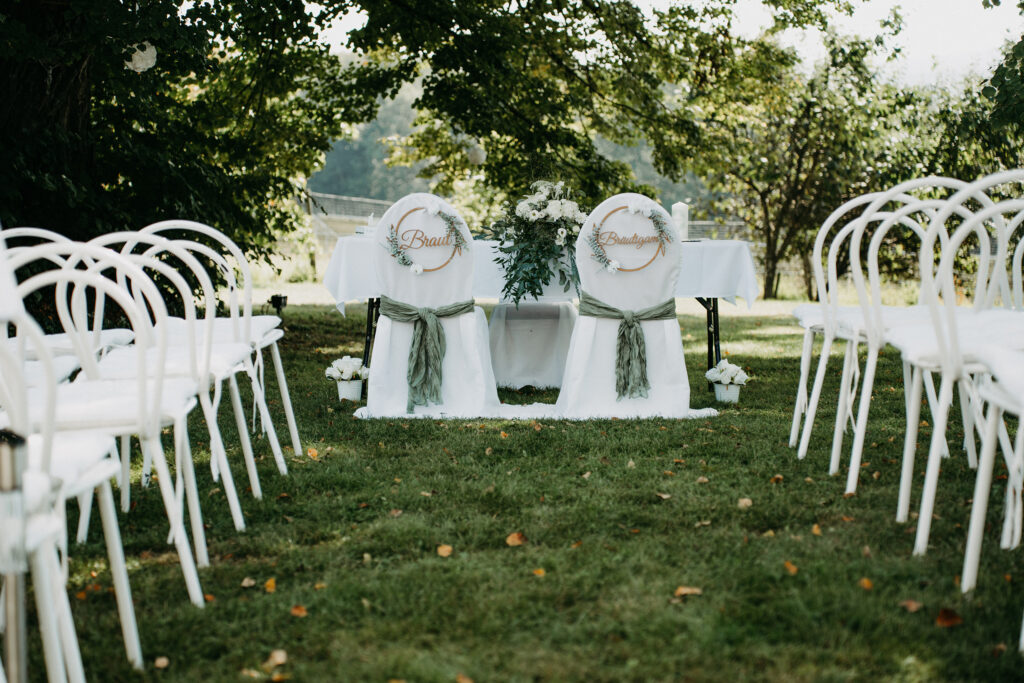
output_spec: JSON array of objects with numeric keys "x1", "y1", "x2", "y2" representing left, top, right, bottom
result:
[{"x1": 323, "y1": 1, "x2": 1023, "y2": 87}]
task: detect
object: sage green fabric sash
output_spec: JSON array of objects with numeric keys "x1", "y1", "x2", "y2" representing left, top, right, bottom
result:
[
  {"x1": 578, "y1": 290, "x2": 677, "y2": 400},
  {"x1": 379, "y1": 295, "x2": 476, "y2": 412}
]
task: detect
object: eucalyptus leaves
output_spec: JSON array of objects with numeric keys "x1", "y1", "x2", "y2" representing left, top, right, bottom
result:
[{"x1": 486, "y1": 181, "x2": 588, "y2": 305}]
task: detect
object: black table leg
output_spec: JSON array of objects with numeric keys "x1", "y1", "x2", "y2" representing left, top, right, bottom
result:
[
  {"x1": 695, "y1": 297, "x2": 722, "y2": 391},
  {"x1": 361, "y1": 298, "x2": 380, "y2": 400}
]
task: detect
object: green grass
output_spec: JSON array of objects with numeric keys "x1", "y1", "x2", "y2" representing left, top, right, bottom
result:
[{"x1": 52, "y1": 305, "x2": 1024, "y2": 681}]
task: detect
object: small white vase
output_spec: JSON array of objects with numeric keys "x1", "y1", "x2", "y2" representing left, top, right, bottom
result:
[
  {"x1": 336, "y1": 379, "x2": 363, "y2": 402},
  {"x1": 713, "y1": 382, "x2": 741, "y2": 403}
]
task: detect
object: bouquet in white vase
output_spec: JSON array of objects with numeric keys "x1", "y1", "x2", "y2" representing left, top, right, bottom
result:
[
  {"x1": 705, "y1": 359, "x2": 748, "y2": 386},
  {"x1": 326, "y1": 356, "x2": 369, "y2": 382}
]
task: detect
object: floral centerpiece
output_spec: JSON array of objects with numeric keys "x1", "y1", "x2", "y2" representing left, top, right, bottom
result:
[
  {"x1": 484, "y1": 181, "x2": 588, "y2": 305},
  {"x1": 326, "y1": 356, "x2": 370, "y2": 401},
  {"x1": 705, "y1": 359, "x2": 748, "y2": 403}
]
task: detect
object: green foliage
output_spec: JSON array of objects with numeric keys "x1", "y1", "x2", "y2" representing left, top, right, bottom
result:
[
  {"x1": 484, "y1": 182, "x2": 586, "y2": 305},
  {"x1": 0, "y1": 0, "x2": 375, "y2": 256},
  {"x1": 982, "y1": 1, "x2": 1024, "y2": 131}
]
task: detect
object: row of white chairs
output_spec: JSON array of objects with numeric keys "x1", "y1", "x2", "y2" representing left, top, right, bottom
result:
[
  {"x1": 0, "y1": 220, "x2": 303, "y2": 679},
  {"x1": 788, "y1": 170, "x2": 1024, "y2": 648}
]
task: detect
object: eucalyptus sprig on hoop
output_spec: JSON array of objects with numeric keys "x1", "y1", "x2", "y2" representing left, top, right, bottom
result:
[
  {"x1": 587, "y1": 203, "x2": 673, "y2": 273},
  {"x1": 484, "y1": 181, "x2": 588, "y2": 305},
  {"x1": 384, "y1": 209, "x2": 468, "y2": 275}
]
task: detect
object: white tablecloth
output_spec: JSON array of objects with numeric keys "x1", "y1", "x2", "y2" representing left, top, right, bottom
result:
[{"x1": 322, "y1": 237, "x2": 760, "y2": 310}]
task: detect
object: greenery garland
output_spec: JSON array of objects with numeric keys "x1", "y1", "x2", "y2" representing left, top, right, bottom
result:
[
  {"x1": 384, "y1": 210, "x2": 468, "y2": 273},
  {"x1": 588, "y1": 208, "x2": 673, "y2": 272}
]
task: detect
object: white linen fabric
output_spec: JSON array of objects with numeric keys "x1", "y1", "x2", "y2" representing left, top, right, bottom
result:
[
  {"x1": 489, "y1": 301, "x2": 577, "y2": 389},
  {"x1": 323, "y1": 237, "x2": 759, "y2": 308},
  {"x1": 356, "y1": 194, "x2": 501, "y2": 418},
  {"x1": 554, "y1": 194, "x2": 717, "y2": 419}
]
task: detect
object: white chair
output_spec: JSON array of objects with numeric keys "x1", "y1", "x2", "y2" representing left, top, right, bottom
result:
[
  {"x1": 488, "y1": 301, "x2": 577, "y2": 389},
  {"x1": 358, "y1": 193, "x2": 500, "y2": 418},
  {"x1": 555, "y1": 193, "x2": 714, "y2": 419},
  {"x1": 8, "y1": 243, "x2": 206, "y2": 605},
  {"x1": 140, "y1": 220, "x2": 299, "y2": 468}
]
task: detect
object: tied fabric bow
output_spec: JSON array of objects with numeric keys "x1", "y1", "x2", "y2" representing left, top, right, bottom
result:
[
  {"x1": 577, "y1": 290, "x2": 676, "y2": 400},
  {"x1": 378, "y1": 295, "x2": 475, "y2": 412}
]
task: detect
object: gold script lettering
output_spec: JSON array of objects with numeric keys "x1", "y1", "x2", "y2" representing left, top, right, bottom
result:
[
  {"x1": 597, "y1": 231, "x2": 662, "y2": 250},
  {"x1": 399, "y1": 228, "x2": 452, "y2": 250}
]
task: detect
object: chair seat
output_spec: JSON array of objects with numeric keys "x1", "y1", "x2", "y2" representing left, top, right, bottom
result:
[
  {"x1": 886, "y1": 310, "x2": 1024, "y2": 366},
  {"x1": 833, "y1": 304, "x2": 931, "y2": 337},
  {"x1": 22, "y1": 355, "x2": 81, "y2": 387},
  {"x1": 24, "y1": 377, "x2": 199, "y2": 432},
  {"x1": 161, "y1": 315, "x2": 280, "y2": 346},
  {"x1": 28, "y1": 431, "x2": 117, "y2": 486},
  {"x1": 96, "y1": 342, "x2": 252, "y2": 381},
  {"x1": 6, "y1": 329, "x2": 135, "y2": 360}
]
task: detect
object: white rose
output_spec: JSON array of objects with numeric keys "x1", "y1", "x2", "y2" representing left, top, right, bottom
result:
[
  {"x1": 606, "y1": 260, "x2": 620, "y2": 273},
  {"x1": 734, "y1": 370, "x2": 748, "y2": 385},
  {"x1": 557, "y1": 227, "x2": 567, "y2": 238},
  {"x1": 555, "y1": 234, "x2": 566, "y2": 247},
  {"x1": 359, "y1": 366, "x2": 371, "y2": 380},
  {"x1": 545, "y1": 200, "x2": 563, "y2": 220},
  {"x1": 410, "y1": 263, "x2": 424, "y2": 275},
  {"x1": 705, "y1": 368, "x2": 722, "y2": 383},
  {"x1": 326, "y1": 366, "x2": 342, "y2": 381},
  {"x1": 716, "y1": 359, "x2": 730, "y2": 372},
  {"x1": 516, "y1": 201, "x2": 531, "y2": 218}
]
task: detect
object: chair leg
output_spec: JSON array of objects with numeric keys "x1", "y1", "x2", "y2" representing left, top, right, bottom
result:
[
  {"x1": 957, "y1": 378, "x2": 978, "y2": 469},
  {"x1": 175, "y1": 417, "x2": 210, "y2": 568},
  {"x1": 798, "y1": 333, "x2": 833, "y2": 460},
  {"x1": 244, "y1": 357, "x2": 287, "y2": 475},
  {"x1": 845, "y1": 344, "x2": 879, "y2": 494},
  {"x1": 829, "y1": 340, "x2": 857, "y2": 476},
  {"x1": 141, "y1": 437, "x2": 204, "y2": 606},
  {"x1": 789, "y1": 329, "x2": 815, "y2": 448},
  {"x1": 119, "y1": 434, "x2": 131, "y2": 513},
  {"x1": 913, "y1": 375, "x2": 955, "y2": 556},
  {"x1": 47, "y1": 548, "x2": 85, "y2": 683},
  {"x1": 197, "y1": 390, "x2": 245, "y2": 531},
  {"x1": 74, "y1": 492, "x2": 92, "y2": 544},
  {"x1": 923, "y1": 370, "x2": 951, "y2": 459},
  {"x1": 270, "y1": 341, "x2": 302, "y2": 457},
  {"x1": 961, "y1": 402, "x2": 1001, "y2": 593},
  {"x1": 897, "y1": 365, "x2": 924, "y2": 523},
  {"x1": 96, "y1": 481, "x2": 143, "y2": 669},
  {"x1": 31, "y1": 543, "x2": 69, "y2": 683},
  {"x1": 228, "y1": 373, "x2": 262, "y2": 500}
]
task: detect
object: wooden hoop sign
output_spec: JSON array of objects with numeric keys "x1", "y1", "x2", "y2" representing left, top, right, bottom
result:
[
  {"x1": 596, "y1": 205, "x2": 667, "y2": 272},
  {"x1": 391, "y1": 207, "x2": 464, "y2": 273}
]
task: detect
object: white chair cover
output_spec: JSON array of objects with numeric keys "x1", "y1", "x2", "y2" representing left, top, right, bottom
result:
[
  {"x1": 357, "y1": 194, "x2": 500, "y2": 418},
  {"x1": 555, "y1": 193, "x2": 716, "y2": 419},
  {"x1": 489, "y1": 301, "x2": 577, "y2": 388}
]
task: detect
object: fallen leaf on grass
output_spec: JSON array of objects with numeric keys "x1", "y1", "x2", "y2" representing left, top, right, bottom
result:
[
  {"x1": 437, "y1": 544, "x2": 453, "y2": 557},
  {"x1": 240, "y1": 668, "x2": 263, "y2": 678},
  {"x1": 663, "y1": 470, "x2": 676, "y2": 476},
  {"x1": 204, "y1": 593, "x2": 215, "y2": 602},
  {"x1": 770, "y1": 474, "x2": 783, "y2": 484},
  {"x1": 75, "y1": 591, "x2": 86, "y2": 600},
  {"x1": 696, "y1": 476, "x2": 709, "y2": 484},
  {"x1": 811, "y1": 524, "x2": 822, "y2": 536},
  {"x1": 314, "y1": 582, "x2": 327, "y2": 590},
  {"x1": 935, "y1": 608, "x2": 963, "y2": 628},
  {"x1": 420, "y1": 491, "x2": 433, "y2": 497},
  {"x1": 804, "y1": 477, "x2": 814, "y2": 483},
  {"x1": 627, "y1": 460, "x2": 636, "y2": 469},
  {"x1": 582, "y1": 471, "x2": 591, "y2": 479},
  {"x1": 264, "y1": 578, "x2": 276, "y2": 593},
  {"x1": 858, "y1": 578, "x2": 873, "y2": 591},
  {"x1": 506, "y1": 531, "x2": 526, "y2": 546},
  {"x1": 485, "y1": 447, "x2": 493, "y2": 455},
  {"x1": 571, "y1": 540, "x2": 583, "y2": 549},
  {"x1": 655, "y1": 492, "x2": 671, "y2": 500},
  {"x1": 674, "y1": 586, "x2": 703, "y2": 597},
  {"x1": 262, "y1": 650, "x2": 287, "y2": 672},
  {"x1": 993, "y1": 642, "x2": 1007, "y2": 657},
  {"x1": 737, "y1": 498, "x2": 753, "y2": 509},
  {"x1": 784, "y1": 561, "x2": 798, "y2": 575},
  {"x1": 290, "y1": 605, "x2": 308, "y2": 618},
  {"x1": 154, "y1": 656, "x2": 169, "y2": 669},
  {"x1": 694, "y1": 520, "x2": 711, "y2": 528},
  {"x1": 1006, "y1": 574, "x2": 1013, "y2": 583},
  {"x1": 842, "y1": 516, "x2": 855, "y2": 522},
  {"x1": 241, "y1": 577, "x2": 256, "y2": 588},
  {"x1": 500, "y1": 431, "x2": 508, "y2": 439},
  {"x1": 389, "y1": 509, "x2": 403, "y2": 517},
  {"x1": 533, "y1": 568, "x2": 546, "y2": 577},
  {"x1": 307, "y1": 448, "x2": 318, "y2": 460},
  {"x1": 762, "y1": 529, "x2": 775, "y2": 537},
  {"x1": 899, "y1": 599, "x2": 923, "y2": 613},
  {"x1": 271, "y1": 673, "x2": 291, "y2": 682},
  {"x1": 456, "y1": 674, "x2": 474, "y2": 683}
]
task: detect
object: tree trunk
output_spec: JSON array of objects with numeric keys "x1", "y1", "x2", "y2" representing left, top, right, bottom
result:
[
  {"x1": 763, "y1": 257, "x2": 779, "y2": 299},
  {"x1": 799, "y1": 249, "x2": 815, "y2": 300}
]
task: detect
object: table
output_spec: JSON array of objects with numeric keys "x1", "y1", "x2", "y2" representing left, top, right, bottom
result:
[{"x1": 323, "y1": 236, "x2": 759, "y2": 387}]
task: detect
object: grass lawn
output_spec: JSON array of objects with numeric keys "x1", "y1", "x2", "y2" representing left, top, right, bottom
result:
[{"x1": 57, "y1": 304, "x2": 1024, "y2": 681}]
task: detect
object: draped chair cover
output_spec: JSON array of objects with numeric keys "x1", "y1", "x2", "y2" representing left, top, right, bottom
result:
[
  {"x1": 554, "y1": 193, "x2": 716, "y2": 419},
  {"x1": 357, "y1": 193, "x2": 500, "y2": 418}
]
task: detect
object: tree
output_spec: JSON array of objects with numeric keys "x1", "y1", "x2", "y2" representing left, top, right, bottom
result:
[
  {"x1": 981, "y1": 0, "x2": 1024, "y2": 131},
  {"x1": 0, "y1": 0, "x2": 377, "y2": 255}
]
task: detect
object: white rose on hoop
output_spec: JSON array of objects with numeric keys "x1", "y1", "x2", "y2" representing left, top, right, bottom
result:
[
  {"x1": 605, "y1": 260, "x2": 620, "y2": 273},
  {"x1": 410, "y1": 263, "x2": 424, "y2": 275}
]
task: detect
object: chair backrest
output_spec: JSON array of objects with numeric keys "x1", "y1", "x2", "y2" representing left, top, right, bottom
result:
[
  {"x1": 90, "y1": 232, "x2": 218, "y2": 384},
  {"x1": 0, "y1": 233, "x2": 24, "y2": 321},
  {"x1": 140, "y1": 220, "x2": 254, "y2": 344},
  {"x1": 373, "y1": 193, "x2": 474, "y2": 308},
  {"x1": 7, "y1": 242, "x2": 169, "y2": 435},
  {"x1": 575, "y1": 193, "x2": 680, "y2": 310}
]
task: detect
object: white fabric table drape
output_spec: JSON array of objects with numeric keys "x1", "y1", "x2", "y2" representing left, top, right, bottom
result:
[{"x1": 323, "y1": 237, "x2": 759, "y2": 308}]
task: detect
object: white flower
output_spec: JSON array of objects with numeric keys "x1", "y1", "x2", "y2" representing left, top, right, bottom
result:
[
  {"x1": 425, "y1": 201, "x2": 441, "y2": 216},
  {"x1": 544, "y1": 199, "x2": 563, "y2": 220},
  {"x1": 326, "y1": 366, "x2": 342, "y2": 381},
  {"x1": 555, "y1": 234, "x2": 566, "y2": 247},
  {"x1": 557, "y1": 227, "x2": 568, "y2": 239},
  {"x1": 705, "y1": 368, "x2": 722, "y2": 383},
  {"x1": 529, "y1": 210, "x2": 541, "y2": 221},
  {"x1": 515, "y1": 201, "x2": 532, "y2": 219},
  {"x1": 734, "y1": 370, "x2": 748, "y2": 385},
  {"x1": 605, "y1": 260, "x2": 620, "y2": 273},
  {"x1": 327, "y1": 356, "x2": 368, "y2": 382},
  {"x1": 359, "y1": 366, "x2": 371, "y2": 380},
  {"x1": 125, "y1": 42, "x2": 157, "y2": 73},
  {"x1": 410, "y1": 263, "x2": 424, "y2": 275}
]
